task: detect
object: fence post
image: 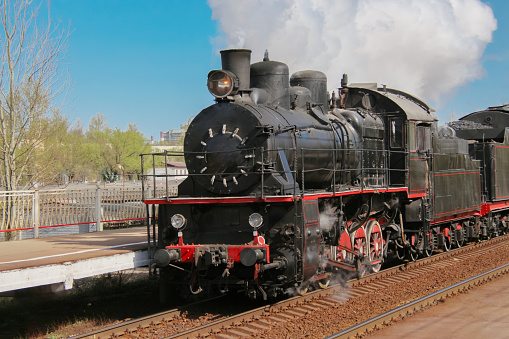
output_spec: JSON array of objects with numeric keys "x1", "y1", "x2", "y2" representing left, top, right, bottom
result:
[
  {"x1": 34, "y1": 184, "x2": 40, "y2": 238},
  {"x1": 95, "y1": 182, "x2": 102, "y2": 232}
]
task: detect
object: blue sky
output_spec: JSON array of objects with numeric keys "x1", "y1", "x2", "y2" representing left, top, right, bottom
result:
[
  {"x1": 52, "y1": 1, "x2": 219, "y2": 139},
  {"x1": 50, "y1": 0, "x2": 509, "y2": 140}
]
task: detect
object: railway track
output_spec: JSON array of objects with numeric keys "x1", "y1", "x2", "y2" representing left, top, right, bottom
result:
[
  {"x1": 72, "y1": 295, "x2": 233, "y2": 339},
  {"x1": 327, "y1": 262, "x2": 509, "y2": 338},
  {"x1": 76, "y1": 234, "x2": 509, "y2": 338}
]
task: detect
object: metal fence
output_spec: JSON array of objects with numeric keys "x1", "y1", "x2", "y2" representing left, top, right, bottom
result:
[{"x1": 0, "y1": 184, "x2": 175, "y2": 241}]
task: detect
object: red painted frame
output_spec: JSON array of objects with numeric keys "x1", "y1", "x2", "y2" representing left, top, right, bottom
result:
[{"x1": 166, "y1": 243, "x2": 270, "y2": 264}]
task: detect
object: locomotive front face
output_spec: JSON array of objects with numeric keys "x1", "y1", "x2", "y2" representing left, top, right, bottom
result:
[{"x1": 184, "y1": 102, "x2": 267, "y2": 195}]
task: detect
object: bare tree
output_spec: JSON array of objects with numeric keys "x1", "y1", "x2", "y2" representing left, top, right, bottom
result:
[
  {"x1": 0, "y1": 0, "x2": 70, "y2": 239},
  {"x1": 0, "y1": 0, "x2": 70, "y2": 191}
]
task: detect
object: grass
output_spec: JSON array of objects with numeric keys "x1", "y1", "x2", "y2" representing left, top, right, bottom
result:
[{"x1": 0, "y1": 269, "x2": 163, "y2": 339}]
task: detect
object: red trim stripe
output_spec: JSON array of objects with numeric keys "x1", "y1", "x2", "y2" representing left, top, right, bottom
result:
[
  {"x1": 408, "y1": 193, "x2": 427, "y2": 198},
  {"x1": 147, "y1": 187, "x2": 412, "y2": 205}
]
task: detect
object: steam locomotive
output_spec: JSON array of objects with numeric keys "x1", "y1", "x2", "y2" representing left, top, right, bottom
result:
[{"x1": 147, "y1": 48, "x2": 509, "y2": 301}]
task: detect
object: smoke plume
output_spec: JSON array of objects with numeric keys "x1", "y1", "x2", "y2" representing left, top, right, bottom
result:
[{"x1": 208, "y1": 0, "x2": 496, "y2": 105}]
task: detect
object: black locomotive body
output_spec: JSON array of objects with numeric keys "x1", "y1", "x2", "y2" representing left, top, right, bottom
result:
[{"x1": 145, "y1": 49, "x2": 509, "y2": 301}]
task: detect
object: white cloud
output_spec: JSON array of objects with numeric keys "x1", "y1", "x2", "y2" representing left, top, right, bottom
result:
[{"x1": 208, "y1": 0, "x2": 497, "y2": 105}]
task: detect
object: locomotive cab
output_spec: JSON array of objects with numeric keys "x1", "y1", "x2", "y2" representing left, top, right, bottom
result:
[{"x1": 341, "y1": 83, "x2": 437, "y2": 191}]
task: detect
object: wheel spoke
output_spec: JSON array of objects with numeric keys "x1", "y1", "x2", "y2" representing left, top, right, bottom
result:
[
  {"x1": 407, "y1": 247, "x2": 418, "y2": 261},
  {"x1": 396, "y1": 245, "x2": 405, "y2": 260},
  {"x1": 367, "y1": 221, "x2": 384, "y2": 273}
]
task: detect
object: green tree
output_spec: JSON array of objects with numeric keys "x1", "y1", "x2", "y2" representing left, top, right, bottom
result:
[
  {"x1": 29, "y1": 111, "x2": 70, "y2": 186},
  {"x1": 60, "y1": 119, "x2": 93, "y2": 183},
  {"x1": 78, "y1": 113, "x2": 150, "y2": 182},
  {"x1": 84, "y1": 113, "x2": 112, "y2": 180},
  {"x1": 110, "y1": 123, "x2": 150, "y2": 180}
]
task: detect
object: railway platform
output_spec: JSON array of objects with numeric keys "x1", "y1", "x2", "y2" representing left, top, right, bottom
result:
[
  {"x1": 374, "y1": 272, "x2": 509, "y2": 338},
  {"x1": 0, "y1": 226, "x2": 152, "y2": 295}
]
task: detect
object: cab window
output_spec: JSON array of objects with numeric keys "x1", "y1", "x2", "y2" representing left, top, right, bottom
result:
[
  {"x1": 414, "y1": 124, "x2": 431, "y2": 151},
  {"x1": 390, "y1": 118, "x2": 404, "y2": 149}
]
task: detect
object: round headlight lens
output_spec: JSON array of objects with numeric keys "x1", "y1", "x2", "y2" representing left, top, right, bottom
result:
[
  {"x1": 171, "y1": 214, "x2": 186, "y2": 229},
  {"x1": 248, "y1": 213, "x2": 263, "y2": 228},
  {"x1": 207, "y1": 70, "x2": 238, "y2": 98}
]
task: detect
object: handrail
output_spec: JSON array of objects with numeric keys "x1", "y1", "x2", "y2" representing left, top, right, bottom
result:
[{"x1": 140, "y1": 146, "x2": 411, "y2": 200}]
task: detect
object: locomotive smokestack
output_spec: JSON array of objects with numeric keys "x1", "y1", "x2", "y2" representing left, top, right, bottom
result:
[{"x1": 220, "y1": 49, "x2": 252, "y2": 91}]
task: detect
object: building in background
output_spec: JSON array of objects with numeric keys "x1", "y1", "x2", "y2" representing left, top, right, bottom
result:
[
  {"x1": 160, "y1": 128, "x2": 185, "y2": 143},
  {"x1": 148, "y1": 161, "x2": 188, "y2": 187}
]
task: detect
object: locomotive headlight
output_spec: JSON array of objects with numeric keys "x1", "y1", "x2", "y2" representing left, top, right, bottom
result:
[
  {"x1": 171, "y1": 214, "x2": 186, "y2": 229},
  {"x1": 248, "y1": 213, "x2": 263, "y2": 228},
  {"x1": 207, "y1": 70, "x2": 240, "y2": 98}
]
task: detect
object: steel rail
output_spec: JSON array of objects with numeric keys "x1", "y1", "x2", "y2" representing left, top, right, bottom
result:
[
  {"x1": 73, "y1": 295, "x2": 228, "y2": 339},
  {"x1": 164, "y1": 235, "x2": 509, "y2": 338},
  {"x1": 74, "y1": 234, "x2": 509, "y2": 338},
  {"x1": 326, "y1": 262, "x2": 509, "y2": 339}
]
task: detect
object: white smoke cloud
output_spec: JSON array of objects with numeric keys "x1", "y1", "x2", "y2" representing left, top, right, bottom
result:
[{"x1": 208, "y1": 0, "x2": 497, "y2": 105}]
